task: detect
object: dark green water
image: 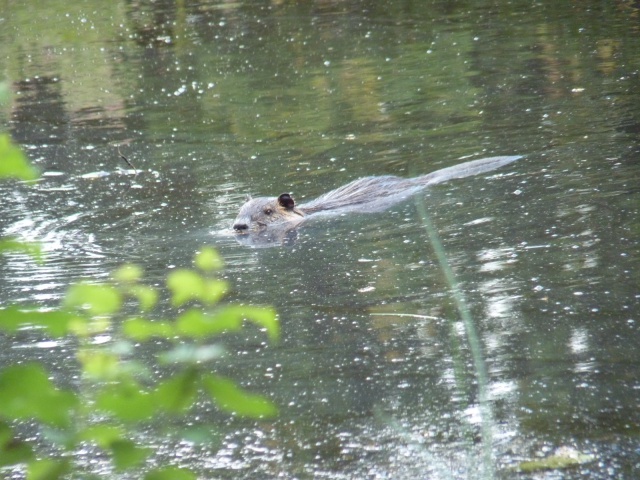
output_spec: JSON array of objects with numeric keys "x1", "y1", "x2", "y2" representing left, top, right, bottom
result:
[{"x1": 1, "y1": 0, "x2": 639, "y2": 478}]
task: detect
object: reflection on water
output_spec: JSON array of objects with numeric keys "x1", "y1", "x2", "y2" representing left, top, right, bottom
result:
[{"x1": 1, "y1": 0, "x2": 640, "y2": 477}]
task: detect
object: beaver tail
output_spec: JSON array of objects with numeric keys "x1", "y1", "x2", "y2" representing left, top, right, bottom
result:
[{"x1": 416, "y1": 155, "x2": 522, "y2": 187}]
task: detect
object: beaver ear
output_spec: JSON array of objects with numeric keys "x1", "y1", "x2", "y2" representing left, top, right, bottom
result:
[
  {"x1": 245, "y1": 194, "x2": 252, "y2": 202},
  {"x1": 278, "y1": 193, "x2": 295, "y2": 210}
]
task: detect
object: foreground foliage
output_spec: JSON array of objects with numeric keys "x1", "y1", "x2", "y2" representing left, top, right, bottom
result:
[
  {"x1": 0, "y1": 125, "x2": 279, "y2": 478},
  {"x1": 0, "y1": 248, "x2": 279, "y2": 479}
]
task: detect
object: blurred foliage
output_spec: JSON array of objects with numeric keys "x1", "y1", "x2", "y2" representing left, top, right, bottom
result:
[
  {"x1": 0, "y1": 133, "x2": 38, "y2": 181},
  {"x1": 0, "y1": 246, "x2": 279, "y2": 478},
  {"x1": 0, "y1": 83, "x2": 42, "y2": 262},
  {"x1": 0, "y1": 133, "x2": 278, "y2": 477},
  {"x1": 0, "y1": 54, "x2": 280, "y2": 480}
]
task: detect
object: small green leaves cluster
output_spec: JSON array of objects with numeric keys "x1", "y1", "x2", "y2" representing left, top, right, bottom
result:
[
  {"x1": 0, "y1": 128, "x2": 41, "y2": 262},
  {"x1": 0, "y1": 248, "x2": 279, "y2": 479},
  {"x1": 0, "y1": 111, "x2": 279, "y2": 477}
]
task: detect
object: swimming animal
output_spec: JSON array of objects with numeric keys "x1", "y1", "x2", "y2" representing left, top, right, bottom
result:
[{"x1": 232, "y1": 155, "x2": 522, "y2": 235}]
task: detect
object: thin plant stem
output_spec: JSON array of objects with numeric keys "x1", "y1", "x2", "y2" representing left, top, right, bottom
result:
[{"x1": 414, "y1": 196, "x2": 495, "y2": 480}]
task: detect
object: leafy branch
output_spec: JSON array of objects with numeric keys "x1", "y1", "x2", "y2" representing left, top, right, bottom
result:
[
  {"x1": 0, "y1": 126, "x2": 279, "y2": 478},
  {"x1": 0, "y1": 248, "x2": 279, "y2": 479}
]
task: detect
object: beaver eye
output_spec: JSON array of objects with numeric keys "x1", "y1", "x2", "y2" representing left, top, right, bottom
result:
[{"x1": 263, "y1": 208, "x2": 273, "y2": 215}]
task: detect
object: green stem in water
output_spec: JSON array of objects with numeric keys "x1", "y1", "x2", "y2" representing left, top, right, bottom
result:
[{"x1": 414, "y1": 196, "x2": 495, "y2": 480}]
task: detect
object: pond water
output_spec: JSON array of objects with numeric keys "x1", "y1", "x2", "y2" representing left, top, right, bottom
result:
[{"x1": 1, "y1": 0, "x2": 640, "y2": 478}]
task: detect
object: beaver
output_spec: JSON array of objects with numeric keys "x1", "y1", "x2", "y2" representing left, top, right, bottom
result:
[{"x1": 232, "y1": 155, "x2": 522, "y2": 236}]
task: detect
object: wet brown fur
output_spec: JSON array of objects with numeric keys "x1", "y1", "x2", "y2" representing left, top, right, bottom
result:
[{"x1": 232, "y1": 155, "x2": 521, "y2": 233}]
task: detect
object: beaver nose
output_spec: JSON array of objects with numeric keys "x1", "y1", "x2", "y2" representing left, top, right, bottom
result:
[{"x1": 233, "y1": 222, "x2": 249, "y2": 231}]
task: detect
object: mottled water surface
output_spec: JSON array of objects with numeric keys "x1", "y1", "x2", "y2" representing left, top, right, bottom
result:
[{"x1": 1, "y1": 0, "x2": 639, "y2": 478}]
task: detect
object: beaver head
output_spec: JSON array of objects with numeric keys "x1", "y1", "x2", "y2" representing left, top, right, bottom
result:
[{"x1": 232, "y1": 193, "x2": 305, "y2": 233}]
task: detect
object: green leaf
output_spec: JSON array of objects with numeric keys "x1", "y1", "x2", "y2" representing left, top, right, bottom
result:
[
  {"x1": 27, "y1": 459, "x2": 70, "y2": 480},
  {"x1": 95, "y1": 381, "x2": 156, "y2": 422},
  {"x1": 0, "y1": 421, "x2": 34, "y2": 467},
  {"x1": 64, "y1": 283, "x2": 122, "y2": 316},
  {"x1": 166, "y1": 268, "x2": 229, "y2": 307},
  {"x1": 130, "y1": 285, "x2": 159, "y2": 312},
  {"x1": 111, "y1": 264, "x2": 143, "y2": 283},
  {"x1": 154, "y1": 368, "x2": 198, "y2": 413},
  {"x1": 0, "y1": 438, "x2": 33, "y2": 467},
  {"x1": 77, "y1": 350, "x2": 121, "y2": 380},
  {"x1": 202, "y1": 279, "x2": 228, "y2": 305},
  {"x1": 203, "y1": 374, "x2": 277, "y2": 418},
  {"x1": 194, "y1": 247, "x2": 223, "y2": 271},
  {"x1": 144, "y1": 467, "x2": 197, "y2": 480},
  {"x1": 110, "y1": 439, "x2": 151, "y2": 471},
  {"x1": 175, "y1": 305, "x2": 278, "y2": 340},
  {"x1": 78, "y1": 425, "x2": 124, "y2": 447},
  {"x1": 0, "y1": 133, "x2": 38, "y2": 181},
  {"x1": 166, "y1": 269, "x2": 205, "y2": 307},
  {"x1": 0, "y1": 307, "x2": 75, "y2": 337},
  {"x1": 0, "y1": 239, "x2": 43, "y2": 264},
  {"x1": 66, "y1": 315, "x2": 96, "y2": 337},
  {"x1": 214, "y1": 305, "x2": 280, "y2": 342},
  {"x1": 176, "y1": 309, "x2": 242, "y2": 338},
  {"x1": 122, "y1": 317, "x2": 174, "y2": 341},
  {"x1": 0, "y1": 364, "x2": 77, "y2": 427}
]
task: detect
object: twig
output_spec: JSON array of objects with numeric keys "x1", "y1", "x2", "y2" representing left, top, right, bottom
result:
[{"x1": 117, "y1": 145, "x2": 138, "y2": 177}]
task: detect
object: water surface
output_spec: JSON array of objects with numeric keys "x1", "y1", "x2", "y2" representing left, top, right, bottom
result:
[{"x1": 1, "y1": 0, "x2": 639, "y2": 478}]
